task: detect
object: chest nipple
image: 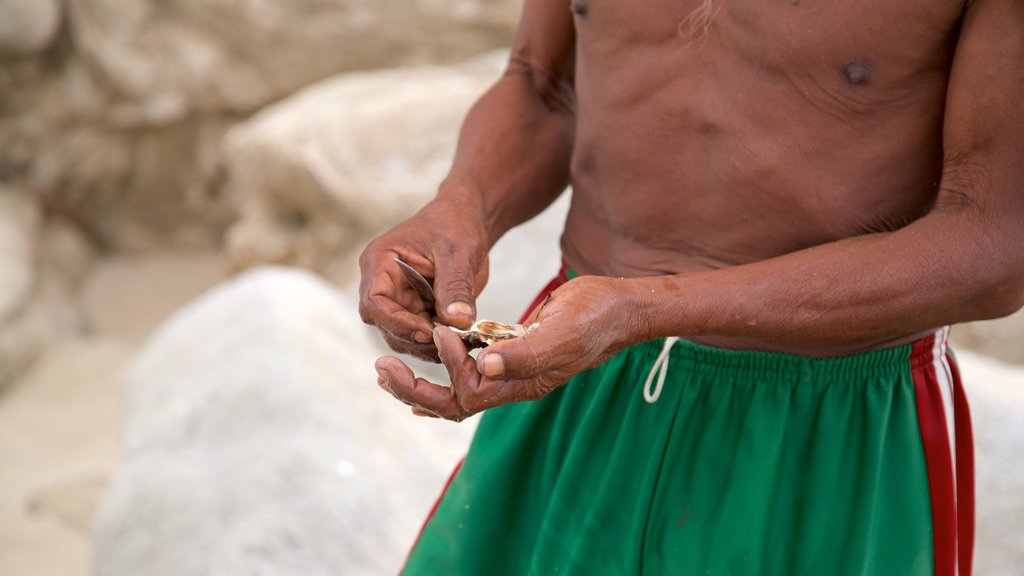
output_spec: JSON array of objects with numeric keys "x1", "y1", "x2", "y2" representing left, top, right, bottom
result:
[
  {"x1": 842, "y1": 60, "x2": 872, "y2": 86},
  {"x1": 570, "y1": 0, "x2": 588, "y2": 17}
]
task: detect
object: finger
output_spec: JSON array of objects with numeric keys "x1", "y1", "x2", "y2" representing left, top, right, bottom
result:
[
  {"x1": 431, "y1": 244, "x2": 482, "y2": 329},
  {"x1": 375, "y1": 356, "x2": 468, "y2": 422},
  {"x1": 360, "y1": 265, "x2": 435, "y2": 343},
  {"x1": 433, "y1": 325, "x2": 509, "y2": 413},
  {"x1": 411, "y1": 406, "x2": 440, "y2": 418},
  {"x1": 365, "y1": 293, "x2": 436, "y2": 344},
  {"x1": 435, "y1": 326, "x2": 539, "y2": 413},
  {"x1": 432, "y1": 326, "x2": 480, "y2": 390},
  {"x1": 381, "y1": 330, "x2": 440, "y2": 363},
  {"x1": 375, "y1": 366, "x2": 411, "y2": 405},
  {"x1": 476, "y1": 327, "x2": 561, "y2": 381}
]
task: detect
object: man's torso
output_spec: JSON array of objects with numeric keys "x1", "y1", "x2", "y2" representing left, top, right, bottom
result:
[{"x1": 560, "y1": 0, "x2": 968, "y2": 354}]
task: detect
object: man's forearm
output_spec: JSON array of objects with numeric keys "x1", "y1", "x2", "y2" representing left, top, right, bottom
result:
[
  {"x1": 436, "y1": 61, "x2": 575, "y2": 247},
  {"x1": 628, "y1": 206, "x2": 1024, "y2": 345}
]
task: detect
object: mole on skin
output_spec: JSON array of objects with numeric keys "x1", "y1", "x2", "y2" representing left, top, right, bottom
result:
[
  {"x1": 570, "y1": 0, "x2": 587, "y2": 17},
  {"x1": 842, "y1": 60, "x2": 872, "y2": 85}
]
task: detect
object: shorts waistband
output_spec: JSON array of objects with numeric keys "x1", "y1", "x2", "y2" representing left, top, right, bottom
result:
[
  {"x1": 628, "y1": 328, "x2": 949, "y2": 382},
  {"x1": 562, "y1": 265, "x2": 949, "y2": 379}
]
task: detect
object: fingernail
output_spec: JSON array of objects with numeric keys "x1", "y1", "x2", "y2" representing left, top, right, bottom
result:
[
  {"x1": 480, "y1": 353, "x2": 504, "y2": 378},
  {"x1": 446, "y1": 301, "x2": 474, "y2": 317},
  {"x1": 432, "y1": 326, "x2": 444, "y2": 348},
  {"x1": 413, "y1": 331, "x2": 432, "y2": 344}
]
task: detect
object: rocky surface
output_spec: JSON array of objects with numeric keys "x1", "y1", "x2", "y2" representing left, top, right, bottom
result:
[
  {"x1": 67, "y1": 0, "x2": 518, "y2": 124},
  {"x1": 91, "y1": 266, "x2": 478, "y2": 576},
  {"x1": 0, "y1": 0, "x2": 62, "y2": 55},
  {"x1": 0, "y1": 187, "x2": 39, "y2": 325},
  {"x1": 1, "y1": 3, "x2": 1022, "y2": 572},
  {"x1": 0, "y1": 185, "x2": 91, "y2": 390},
  {"x1": 223, "y1": 50, "x2": 507, "y2": 281},
  {"x1": 0, "y1": 251, "x2": 225, "y2": 576},
  {"x1": 0, "y1": 0, "x2": 518, "y2": 251}
]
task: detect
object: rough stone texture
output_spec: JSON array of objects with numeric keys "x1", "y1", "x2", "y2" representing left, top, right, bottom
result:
[
  {"x1": 0, "y1": 185, "x2": 89, "y2": 389},
  {"x1": 951, "y1": 310, "x2": 1024, "y2": 365},
  {"x1": 0, "y1": 0, "x2": 518, "y2": 250},
  {"x1": 92, "y1": 267, "x2": 476, "y2": 576},
  {"x1": 67, "y1": 0, "x2": 518, "y2": 124},
  {"x1": 0, "y1": 187, "x2": 39, "y2": 324},
  {"x1": 223, "y1": 51, "x2": 507, "y2": 280},
  {"x1": 0, "y1": 0, "x2": 62, "y2": 55}
]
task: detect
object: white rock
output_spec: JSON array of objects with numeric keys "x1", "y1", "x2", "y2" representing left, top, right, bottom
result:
[
  {"x1": 2, "y1": 0, "x2": 518, "y2": 252},
  {"x1": 92, "y1": 266, "x2": 476, "y2": 576},
  {"x1": 0, "y1": 0, "x2": 62, "y2": 55},
  {"x1": 223, "y1": 51, "x2": 508, "y2": 279},
  {"x1": 68, "y1": 0, "x2": 518, "y2": 125}
]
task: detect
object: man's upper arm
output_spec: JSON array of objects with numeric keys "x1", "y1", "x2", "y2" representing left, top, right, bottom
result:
[
  {"x1": 938, "y1": 0, "x2": 1024, "y2": 219},
  {"x1": 934, "y1": 0, "x2": 1024, "y2": 309},
  {"x1": 506, "y1": 0, "x2": 577, "y2": 111}
]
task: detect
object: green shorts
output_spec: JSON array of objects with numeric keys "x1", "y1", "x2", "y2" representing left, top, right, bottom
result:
[{"x1": 404, "y1": 277, "x2": 974, "y2": 575}]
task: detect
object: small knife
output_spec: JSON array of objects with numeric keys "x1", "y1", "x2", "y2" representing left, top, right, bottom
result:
[{"x1": 394, "y1": 257, "x2": 437, "y2": 312}]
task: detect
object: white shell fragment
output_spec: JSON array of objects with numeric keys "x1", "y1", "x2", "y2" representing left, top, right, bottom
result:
[{"x1": 448, "y1": 320, "x2": 534, "y2": 349}]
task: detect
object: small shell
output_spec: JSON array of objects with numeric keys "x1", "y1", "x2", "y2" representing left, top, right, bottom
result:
[{"x1": 448, "y1": 320, "x2": 531, "y2": 349}]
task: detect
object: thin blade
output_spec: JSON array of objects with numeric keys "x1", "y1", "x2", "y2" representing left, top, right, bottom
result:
[{"x1": 394, "y1": 257, "x2": 436, "y2": 311}]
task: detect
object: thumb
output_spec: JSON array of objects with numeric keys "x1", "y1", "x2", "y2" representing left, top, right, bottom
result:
[
  {"x1": 476, "y1": 331, "x2": 553, "y2": 381},
  {"x1": 432, "y1": 246, "x2": 481, "y2": 329}
]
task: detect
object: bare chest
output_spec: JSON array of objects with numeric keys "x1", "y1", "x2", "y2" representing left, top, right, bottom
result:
[{"x1": 572, "y1": 0, "x2": 966, "y2": 93}]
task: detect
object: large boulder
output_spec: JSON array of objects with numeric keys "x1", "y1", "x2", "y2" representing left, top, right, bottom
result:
[
  {"x1": 223, "y1": 51, "x2": 507, "y2": 280},
  {"x1": 91, "y1": 266, "x2": 476, "y2": 576},
  {"x1": 67, "y1": 0, "x2": 519, "y2": 124},
  {"x1": 0, "y1": 0, "x2": 62, "y2": 55},
  {"x1": 1, "y1": 0, "x2": 519, "y2": 251}
]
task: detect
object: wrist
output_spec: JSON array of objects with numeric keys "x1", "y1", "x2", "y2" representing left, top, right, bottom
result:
[
  {"x1": 623, "y1": 274, "x2": 713, "y2": 343},
  {"x1": 435, "y1": 177, "x2": 504, "y2": 244}
]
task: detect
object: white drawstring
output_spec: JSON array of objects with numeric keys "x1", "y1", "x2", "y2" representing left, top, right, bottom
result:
[{"x1": 643, "y1": 336, "x2": 680, "y2": 403}]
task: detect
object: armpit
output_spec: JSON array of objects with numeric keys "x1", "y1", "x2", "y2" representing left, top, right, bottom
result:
[{"x1": 506, "y1": 56, "x2": 576, "y2": 115}]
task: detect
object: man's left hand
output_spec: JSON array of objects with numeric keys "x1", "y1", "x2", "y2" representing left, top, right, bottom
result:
[{"x1": 374, "y1": 275, "x2": 642, "y2": 421}]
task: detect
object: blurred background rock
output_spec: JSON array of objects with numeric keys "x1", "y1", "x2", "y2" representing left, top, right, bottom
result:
[{"x1": 0, "y1": 1, "x2": 1020, "y2": 575}]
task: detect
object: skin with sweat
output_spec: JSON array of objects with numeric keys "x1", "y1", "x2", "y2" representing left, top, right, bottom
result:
[{"x1": 359, "y1": 0, "x2": 1024, "y2": 422}]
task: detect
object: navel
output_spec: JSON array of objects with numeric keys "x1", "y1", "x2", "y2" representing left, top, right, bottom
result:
[
  {"x1": 570, "y1": 0, "x2": 588, "y2": 17},
  {"x1": 842, "y1": 60, "x2": 872, "y2": 86}
]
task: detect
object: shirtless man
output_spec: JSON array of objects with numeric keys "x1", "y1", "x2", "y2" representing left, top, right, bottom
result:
[{"x1": 359, "y1": 0, "x2": 1023, "y2": 573}]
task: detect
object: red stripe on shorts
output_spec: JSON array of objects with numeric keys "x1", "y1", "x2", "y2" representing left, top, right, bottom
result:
[
  {"x1": 910, "y1": 332, "x2": 966, "y2": 576},
  {"x1": 948, "y1": 351, "x2": 975, "y2": 576}
]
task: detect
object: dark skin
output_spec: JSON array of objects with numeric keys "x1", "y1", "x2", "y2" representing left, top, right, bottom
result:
[{"x1": 359, "y1": 0, "x2": 1024, "y2": 421}]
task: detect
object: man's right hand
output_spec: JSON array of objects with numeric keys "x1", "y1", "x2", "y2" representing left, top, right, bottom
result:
[{"x1": 358, "y1": 197, "x2": 490, "y2": 363}]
